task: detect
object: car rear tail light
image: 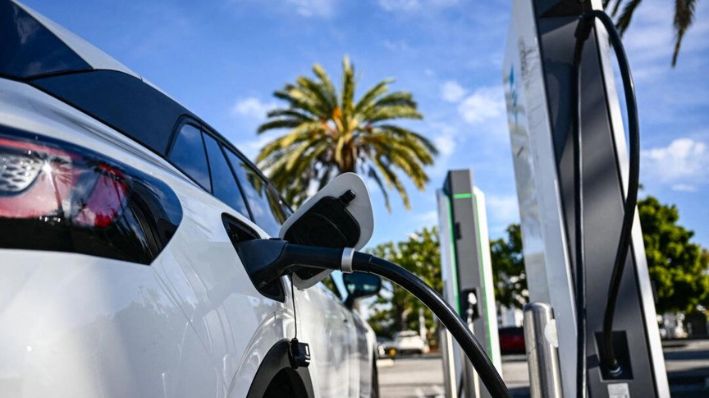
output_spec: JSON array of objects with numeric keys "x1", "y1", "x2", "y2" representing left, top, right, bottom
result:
[{"x1": 0, "y1": 129, "x2": 182, "y2": 264}]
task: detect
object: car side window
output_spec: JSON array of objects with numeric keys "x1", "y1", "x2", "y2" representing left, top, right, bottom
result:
[
  {"x1": 224, "y1": 150, "x2": 284, "y2": 236},
  {"x1": 323, "y1": 271, "x2": 348, "y2": 301},
  {"x1": 202, "y1": 134, "x2": 249, "y2": 217},
  {"x1": 168, "y1": 124, "x2": 210, "y2": 190},
  {"x1": 266, "y1": 185, "x2": 290, "y2": 222}
]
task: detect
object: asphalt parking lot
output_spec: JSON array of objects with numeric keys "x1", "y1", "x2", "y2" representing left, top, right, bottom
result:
[
  {"x1": 378, "y1": 340, "x2": 709, "y2": 398},
  {"x1": 664, "y1": 339, "x2": 709, "y2": 397}
]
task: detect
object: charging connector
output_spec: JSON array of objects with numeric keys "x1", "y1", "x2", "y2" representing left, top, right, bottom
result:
[{"x1": 236, "y1": 239, "x2": 343, "y2": 290}]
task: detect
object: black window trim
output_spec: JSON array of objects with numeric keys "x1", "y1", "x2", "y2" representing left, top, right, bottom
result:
[
  {"x1": 197, "y1": 123, "x2": 294, "y2": 216},
  {"x1": 31, "y1": 70, "x2": 191, "y2": 156},
  {"x1": 166, "y1": 116, "x2": 293, "y2": 230},
  {"x1": 222, "y1": 145, "x2": 285, "y2": 232},
  {"x1": 200, "y1": 127, "x2": 215, "y2": 194},
  {"x1": 202, "y1": 130, "x2": 255, "y2": 221},
  {"x1": 166, "y1": 119, "x2": 212, "y2": 192},
  {"x1": 27, "y1": 68, "x2": 292, "y2": 217},
  {"x1": 22, "y1": 65, "x2": 294, "y2": 228},
  {"x1": 230, "y1": 148, "x2": 291, "y2": 222},
  {"x1": 27, "y1": 68, "x2": 282, "y2": 204}
]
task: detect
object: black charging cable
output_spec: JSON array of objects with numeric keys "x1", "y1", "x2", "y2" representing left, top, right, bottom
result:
[
  {"x1": 236, "y1": 239, "x2": 511, "y2": 398},
  {"x1": 352, "y1": 252, "x2": 509, "y2": 398},
  {"x1": 291, "y1": 276, "x2": 298, "y2": 339},
  {"x1": 573, "y1": 9, "x2": 640, "y2": 382}
]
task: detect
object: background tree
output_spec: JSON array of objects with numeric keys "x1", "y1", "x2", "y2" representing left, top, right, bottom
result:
[
  {"x1": 487, "y1": 197, "x2": 709, "y2": 314},
  {"x1": 366, "y1": 225, "x2": 529, "y2": 344},
  {"x1": 603, "y1": 0, "x2": 699, "y2": 66},
  {"x1": 367, "y1": 228, "x2": 442, "y2": 344},
  {"x1": 256, "y1": 56, "x2": 437, "y2": 209},
  {"x1": 366, "y1": 197, "x2": 708, "y2": 344},
  {"x1": 490, "y1": 224, "x2": 528, "y2": 309},
  {"x1": 639, "y1": 195, "x2": 709, "y2": 314}
]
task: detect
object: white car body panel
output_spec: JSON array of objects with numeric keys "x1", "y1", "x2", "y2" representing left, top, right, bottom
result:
[{"x1": 0, "y1": 250, "x2": 221, "y2": 397}]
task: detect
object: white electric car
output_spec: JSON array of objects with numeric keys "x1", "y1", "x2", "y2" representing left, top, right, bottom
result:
[
  {"x1": 392, "y1": 331, "x2": 428, "y2": 356},
  {"x1": 0, "y1": 1, "x2": 380, "y2": 397}
]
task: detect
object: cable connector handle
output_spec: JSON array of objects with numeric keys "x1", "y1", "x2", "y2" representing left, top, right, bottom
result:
[
  {"x1": 236, "y1": 239, "x2": 343, "y2": 288},
  {"x1": 289, "y1": 338, "x2": 311, "y2": 369}
]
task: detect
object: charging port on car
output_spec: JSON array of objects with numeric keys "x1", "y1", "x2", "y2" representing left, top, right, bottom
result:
[{"x1": 222, "y1": 213, "x2": 286, "y2": 302}]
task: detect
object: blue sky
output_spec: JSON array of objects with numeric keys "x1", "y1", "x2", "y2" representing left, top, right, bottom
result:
[{"x1": 26, "y1": 0, "x2": 709, "y2": 248}]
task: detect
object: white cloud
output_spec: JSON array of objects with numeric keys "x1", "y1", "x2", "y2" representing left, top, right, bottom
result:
[
  {"x1": 642, "y1": 138, "x2": 709, "y2": 190},
  {"x1": 229, "y1": 0, "x2": 339, "y2": 18},
  {"x1": 285, "y1": 0, "x2": 338, "y2": 17},
  {"x1": 623, "y1": 1, "x2": 709, "y2": 66},
  {"x1": 379, "y1": 0, "x2": 419, "y2": 11},
  {"x1": 416, "y1": 210, "x2": 439, "y2": 226},
  {"x1": 483, "y1": 193, "x2": 520, "y2": 237},
  {"x1": 427, "y1": 123, "x2": 458, "y2": 177},
  {"x1": 440, "y1": 80, "x2": 466, "y2": 103},
  {"x1": 378, "y1": 0, "x2": 458, "y2": 12},
  {"x1": 382, "y1": 39, "x2": 413, "y2": 53},
  {"x1": 671, "y1": 184, "x2": 698, "y2": 192},
  {"x1": 231, "y1": 97, "x2": 276, "y2": 120},
  {"x1": 457, "y1": 86, "x2": 505, "y2": 125},
  {"x1": 240, "y1": 134, "x2": 275, "y2": 160},
  {"x1": 486, "y1": 194, "x2": 518, "y2": 220},
  {"x1": 434, "y1": 133, "x2": 455, "y2": 157}
]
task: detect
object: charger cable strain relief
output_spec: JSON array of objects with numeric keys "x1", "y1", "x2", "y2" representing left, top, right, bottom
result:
[{"x1": 341, "y1": 247, "x2": 355, "y2": 273}]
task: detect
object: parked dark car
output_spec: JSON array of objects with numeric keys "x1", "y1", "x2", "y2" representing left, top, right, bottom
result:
[{"x1": 499, "y1": 327, "x2": 526, "y2": 355}]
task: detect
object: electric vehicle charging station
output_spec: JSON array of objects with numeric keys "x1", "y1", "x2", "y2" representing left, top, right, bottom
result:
[
  {"x1": 503, "y1": 0, "x2": 669, "y2": 396},
  {"x1": 437, "y1": 170, "x2": 501, "y2": 398}
]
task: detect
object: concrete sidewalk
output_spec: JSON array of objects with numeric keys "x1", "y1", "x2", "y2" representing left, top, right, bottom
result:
[{"x1": 378, "y1": 340, "x2": 709, "y2": 397}]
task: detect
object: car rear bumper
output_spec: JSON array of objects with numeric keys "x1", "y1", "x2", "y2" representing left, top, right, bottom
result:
[{"x1": 0, "y1": 249, "x2": 219, "y2": 397}]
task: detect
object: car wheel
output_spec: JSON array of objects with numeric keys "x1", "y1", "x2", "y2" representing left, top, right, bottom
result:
[{"x1": 371, "y1": 359, "x2": 380, "y2": 398}]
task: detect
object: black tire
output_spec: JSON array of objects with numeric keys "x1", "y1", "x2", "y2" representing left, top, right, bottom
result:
[{"x1": 371, "y1": 358, "x2": 380, "y2": 398}]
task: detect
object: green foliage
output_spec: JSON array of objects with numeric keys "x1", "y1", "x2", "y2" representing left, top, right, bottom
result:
[
  {"x1": 367, "y1": 228, "x2": 442, "y2": 342},
  {"x1": 639, "y1": 196, "x2": 709, "y2": 313},
  {"x1": 485, "y1": 197, "x2": 709, "y2": 314},
  {"x1": 366, "y1": 224, "x2": 530, "y2": 343},
  {"x1": 366, "y1": 196, "x2": 709, "y2": 346},
  {"x1": 605, "y1": 0, "x2": 697, "y2": 66},
  {"x1": 490, "y1": 224, "x2": 528, "y2": 309},
  {"x1": 366, "y1": 225, "x2": 531, "y2": 342},
  {"x1": 256, "y1": 56, "x2": 437, "y2": 209}
]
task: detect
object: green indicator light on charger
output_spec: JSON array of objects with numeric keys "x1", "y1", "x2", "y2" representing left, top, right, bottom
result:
[{"x1": 453, "y1": 193, "x2": 473, "y2": 200}]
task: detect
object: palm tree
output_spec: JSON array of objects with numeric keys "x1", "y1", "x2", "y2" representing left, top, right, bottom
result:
[
  {"x1": 604, "y1": 0, "x2": 698, "y2": 66},
  {"x1": 256, "y1": 56, "x2": 437, "y2": 210}
]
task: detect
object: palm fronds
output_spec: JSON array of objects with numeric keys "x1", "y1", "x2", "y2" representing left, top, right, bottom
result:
[
  {"x1": 256, "y1": 56, "x2": 436, "y2": 209},
  {"x1": 606, "y1": 0, "x2": 698, "y2": 67}
]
